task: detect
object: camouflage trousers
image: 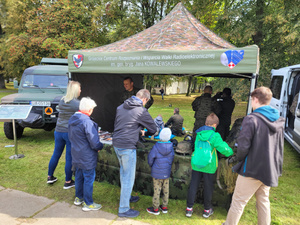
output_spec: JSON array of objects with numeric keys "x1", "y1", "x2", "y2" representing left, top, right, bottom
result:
[
  {"x1": 193, "y1": 118, "x2": 206, "y2": 140},
  {"x1": 152, "y1": 178, "x2": 169, "y2": 209}
]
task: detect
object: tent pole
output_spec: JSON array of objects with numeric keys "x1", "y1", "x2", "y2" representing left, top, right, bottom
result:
[{"x1": 246, "y1": 73, "x2": 258, "y2": 115}]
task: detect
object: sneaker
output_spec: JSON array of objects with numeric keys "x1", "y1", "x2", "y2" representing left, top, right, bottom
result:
[
  {"x1": 74, "y1": 197, "x2": 84, "y2": 206},
  {"x1": 118, "y1": 209, "x2": 140, "y2": 218},
  {"x1": 146, "y1": 207, "x2": 160, "y2": 215},
  {"x1": 159, "y1": 205, "x2": 168, "y2": 214},
  {"x1": 130, "y1": 195, "x2": 140, "y2": 203},
  {"x1": 186, "y1": 208, "x2": 193, "y2": 217},
  {"x1": 47, "y1": 176, "x2": 57, "y2": 184},
  {"x1": 82, "y1": 202, "x2": 102, "y2": 211},
  {"x1": 63, "y1": 180, "x2": 75, "y2": 189},
  {"x1": 203, "y1": 208, "x2": 214, "y2": 218}
]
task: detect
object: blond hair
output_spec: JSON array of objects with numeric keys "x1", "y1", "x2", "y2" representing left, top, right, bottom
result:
[
  {"x1": 205, "y1": 113, "x2": 219, "y2": 126},
  {"x1": 62, "y1": 81, "x2": 81, "y2": 103},
  {"x1": 251, "y1": 86, "x2": 272, "y2": 105}
]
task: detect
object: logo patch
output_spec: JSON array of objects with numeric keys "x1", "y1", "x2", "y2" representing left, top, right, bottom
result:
[
  {"x1": 73, "y1": 54, "x2": 84, "y2": 68},
  {"x1": 220, "y1": 50, "x2": 244, "y2": 69}
]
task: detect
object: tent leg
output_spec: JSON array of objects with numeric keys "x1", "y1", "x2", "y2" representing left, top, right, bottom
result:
[{"x1": 246, "y1": 73, "x2": 258, "y2": 115}]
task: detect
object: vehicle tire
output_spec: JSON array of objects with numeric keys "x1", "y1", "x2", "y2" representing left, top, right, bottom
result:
[
  {"x1": 4, "y1": 122, "x2": 24, "y2": 139},
  {"x1": 43, "y1": 123, "x2": 56, "y2": 131}
]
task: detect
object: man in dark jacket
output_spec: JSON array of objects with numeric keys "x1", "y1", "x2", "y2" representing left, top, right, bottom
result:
[
  {"x1": 192, "y1": 85, "x2": 221, "y2": 140},
  {"x1": 223, "y1": 87, "x2": 285, "y2": 225},
  {"x1": 165, "y1": 108, "x2": 184, "y2": 136},
  {"x1": 113, "y1": 89, "x2": 157, "y2": 218},
  {"x1": 68, "y1": 97, "x2": 103, "y2": 212},
  {"x1": 214, "y1": 88, "x2": 235, "y2": 140},
  {"x1": 120, "y1": 76, "x2": 153, "y2": 109}
]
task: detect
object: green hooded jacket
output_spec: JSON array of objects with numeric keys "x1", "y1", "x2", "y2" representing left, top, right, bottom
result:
[{"x1": 192, "y1": 129, "x2": 233, "y2": 174}]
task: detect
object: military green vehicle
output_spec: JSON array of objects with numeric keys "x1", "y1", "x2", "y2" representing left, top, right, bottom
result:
[{"x1": 1, "y1": 58, "x2": 69, "y2": 139}]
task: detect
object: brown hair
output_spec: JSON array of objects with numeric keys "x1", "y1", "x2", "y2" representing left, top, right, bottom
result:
[
  {"x1": 205, "y1": 113, "x2": 219, "y2": 126},
  {"x1": 204, "y1": 85, "x2": 213, "y2": 93},
  {"x1": 250, "y1": 86, "x2": 272, "y2": 105}
]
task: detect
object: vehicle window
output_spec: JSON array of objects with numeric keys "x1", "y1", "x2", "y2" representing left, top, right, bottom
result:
[
  {"x1": 22, "y1": 75, "x2": 68, "y2": 88},
  {"x1": 270, "y1": 76, "x2": 283, "y2": 100}
]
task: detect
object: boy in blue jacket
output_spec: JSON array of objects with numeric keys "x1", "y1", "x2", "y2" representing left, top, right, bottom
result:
[
  {"x1": 186, "y1": 113, "x2": 233, "y2": 218},
  {"x1": 147, "y1": 128, "x2": 174, "y2": 215},
  {"x1": 68, "y1": 97, "x2": 103, "y2": 211}
]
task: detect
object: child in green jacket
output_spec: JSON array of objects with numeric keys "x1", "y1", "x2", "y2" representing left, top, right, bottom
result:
[{"x1": 186, "y1": 113, "x2": 233, "y2": 218}]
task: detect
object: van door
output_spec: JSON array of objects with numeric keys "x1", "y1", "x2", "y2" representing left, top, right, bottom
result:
[{"x1": 270, "y1": 74, "x2": 286, "y2": 117}]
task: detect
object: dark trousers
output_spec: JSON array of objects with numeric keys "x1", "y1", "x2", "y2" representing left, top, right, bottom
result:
[{"x1": 187, "y1": 170, "x2": 215, "y2": 210}]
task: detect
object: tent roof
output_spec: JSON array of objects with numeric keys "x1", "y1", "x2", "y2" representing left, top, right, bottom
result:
[
  {"x1": 85, "y1": 2, "x2": 234, "y2": 52},
  {"x1": 68, "y1": 3, "x2": 259, "y2": 77}
]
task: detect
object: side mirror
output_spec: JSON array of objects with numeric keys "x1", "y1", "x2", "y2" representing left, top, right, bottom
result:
[{"x1": 13, "y1": 80, "x2": 19, "y2": 89}]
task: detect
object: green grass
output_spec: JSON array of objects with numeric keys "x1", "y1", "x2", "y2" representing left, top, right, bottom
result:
[{"x1": 0, "y1": 85, "x2": 299, "y2": 225}]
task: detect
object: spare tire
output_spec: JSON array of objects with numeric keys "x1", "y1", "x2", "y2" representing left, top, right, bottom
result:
[{"x1": 4, "y1": 122, "x2": 24, "y2": 139}]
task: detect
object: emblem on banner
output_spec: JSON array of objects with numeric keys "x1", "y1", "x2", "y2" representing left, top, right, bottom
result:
[
  {"x1": 220, "y1": 50, "x2": 244, "y2": 69},
  {"x1": 73, "y1": 54, "x2": 84, "y2": 68}
]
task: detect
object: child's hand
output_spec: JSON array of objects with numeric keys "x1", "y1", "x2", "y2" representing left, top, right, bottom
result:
[{"x1": 141, "y1": 130, "x2": 145, "y2": 136}]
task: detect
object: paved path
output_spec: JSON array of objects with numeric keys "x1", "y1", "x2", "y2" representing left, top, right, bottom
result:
[{"x1": 0, "y1": 186, "x2": 150, "y2": 225}]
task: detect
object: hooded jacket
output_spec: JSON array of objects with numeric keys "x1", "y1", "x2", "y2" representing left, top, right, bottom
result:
[
  {"x1": 113, "y1": 96, "x2": 157, "y2": 149},
  {"x1": 192, "y1": 126, "x2": 233, "y2": 174},
  {"x1": 68, "y1": 112, "x2": 103, "y2": 170},
  {"x1": 233, "y1": 105, "x2": 285, "y2": 187},
  {"x1": 55, "y1": 98, "x2": 80, "y2": 132},
  {"x1": 154, "y1": 116, "x2": 164, "y2": 134},
  {"x1": 148, "y1": 142, "x2": 174, "y2": 179}
]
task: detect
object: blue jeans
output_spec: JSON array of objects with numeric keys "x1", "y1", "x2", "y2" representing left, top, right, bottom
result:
[
  {"x1": 75, "y1": 167, "x2": 95, "y2": 205},
  {"x1": 48, "y1": 131, "x2": 72, "y2": 181},
  {"x1": 113, "y1": 147, "x2": 137, "y2": 213}
]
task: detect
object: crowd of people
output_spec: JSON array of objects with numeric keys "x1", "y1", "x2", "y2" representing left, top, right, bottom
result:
[{"x1": 46, "y1": 77, "x2": 284, "y2": 224}]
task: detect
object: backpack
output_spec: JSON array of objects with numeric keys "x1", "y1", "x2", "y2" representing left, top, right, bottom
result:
[{"x1": 191, "y1": 132, "x2": 215, "y2": 169}]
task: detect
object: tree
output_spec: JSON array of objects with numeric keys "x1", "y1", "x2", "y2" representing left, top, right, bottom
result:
[
  {"x1": 0, "y1": 0, "x2": 103, "y2": 80},
  {"x1": 215, "y1": 0, "x2": 300, "y2": 87}
]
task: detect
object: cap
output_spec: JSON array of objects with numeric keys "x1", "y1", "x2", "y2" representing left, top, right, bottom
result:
[{"x1": 159, "y1": 128, "x2": 172, "y2": 142}]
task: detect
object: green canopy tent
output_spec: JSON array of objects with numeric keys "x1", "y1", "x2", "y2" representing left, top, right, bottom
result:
[{"x1": 68, "y1": 3, "x2": 259, "y2": 132}]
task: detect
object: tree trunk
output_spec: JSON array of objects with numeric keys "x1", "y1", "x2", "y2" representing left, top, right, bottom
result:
[
  {"x1": 0, "y1": 74, "x2": 6, "y2": 89},
  {"x1": 186, "y1": 76, "x2": 193, "y2": 96}
]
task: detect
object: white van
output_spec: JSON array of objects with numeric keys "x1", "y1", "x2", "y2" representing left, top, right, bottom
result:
[{"x1": 269, "y1": 64, "x2": 300, "y2": 153}]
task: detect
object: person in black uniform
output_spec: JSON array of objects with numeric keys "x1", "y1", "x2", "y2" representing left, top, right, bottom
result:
[{"x1": 214, "y1": 88, "x2": 235, "y2": 140}]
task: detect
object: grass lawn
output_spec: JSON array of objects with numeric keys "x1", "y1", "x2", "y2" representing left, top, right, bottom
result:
[{"x1": 0, "y1": 84, "x2": 299, "y2": 225}]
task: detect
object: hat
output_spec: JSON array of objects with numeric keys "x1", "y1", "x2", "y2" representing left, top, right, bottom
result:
[{"x1": 159, "y1": 128, "x2": 172, "y2": 142}]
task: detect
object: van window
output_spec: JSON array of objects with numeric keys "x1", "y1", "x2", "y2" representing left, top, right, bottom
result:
[{"x1": 270, "y1": 76, "x2": 283, "y2": 100}]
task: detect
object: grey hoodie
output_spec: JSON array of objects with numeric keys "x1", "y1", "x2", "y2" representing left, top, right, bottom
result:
[
  {"x1": 113, "y1": 96, "x2": 156, "y2": 149},
  {"x1": 55, "y1": 98, "x2": 80, "y2": 132},
  {"x1": 234, "y1": 110, "x2": 285, "y2": 187}
]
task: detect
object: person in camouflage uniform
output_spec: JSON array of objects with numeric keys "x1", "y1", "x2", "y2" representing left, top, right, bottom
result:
[
  {"x1": 192, "y1": 86, "x2": 221, "y2": 140},
  {"x1": 165, "y1": 108, "x2": 184, "y2": 137},
  {"x1": 120, "y1": 77, "x2": 153, "y2": 109}
]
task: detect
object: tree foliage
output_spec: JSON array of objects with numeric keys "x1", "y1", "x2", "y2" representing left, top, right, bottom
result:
[
  {"x1": 0, "y1": 0, "x2": 103, "y2": 80},
  {"x1": 0, "y1": 0, "x2": 298, "y2": 96}
]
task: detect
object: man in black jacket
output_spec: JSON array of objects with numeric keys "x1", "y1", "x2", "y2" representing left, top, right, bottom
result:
[
  {"x1": 223, "y1": 87, "x2": 284, "y2": 225},
  {"x1": 214, "y1": 88, "x2": 235, "y2": 140},
  {"x1": 113, "y1": 89, "x2": 157, "y2": 218}
]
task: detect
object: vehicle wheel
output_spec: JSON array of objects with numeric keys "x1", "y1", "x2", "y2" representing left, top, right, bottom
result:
[
  {"x1": 4, "y1": 122, "x2": 24, "y2": 139},
  {"x1": 43, "y1": 123, "x2": 56, "y2": 131}
]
